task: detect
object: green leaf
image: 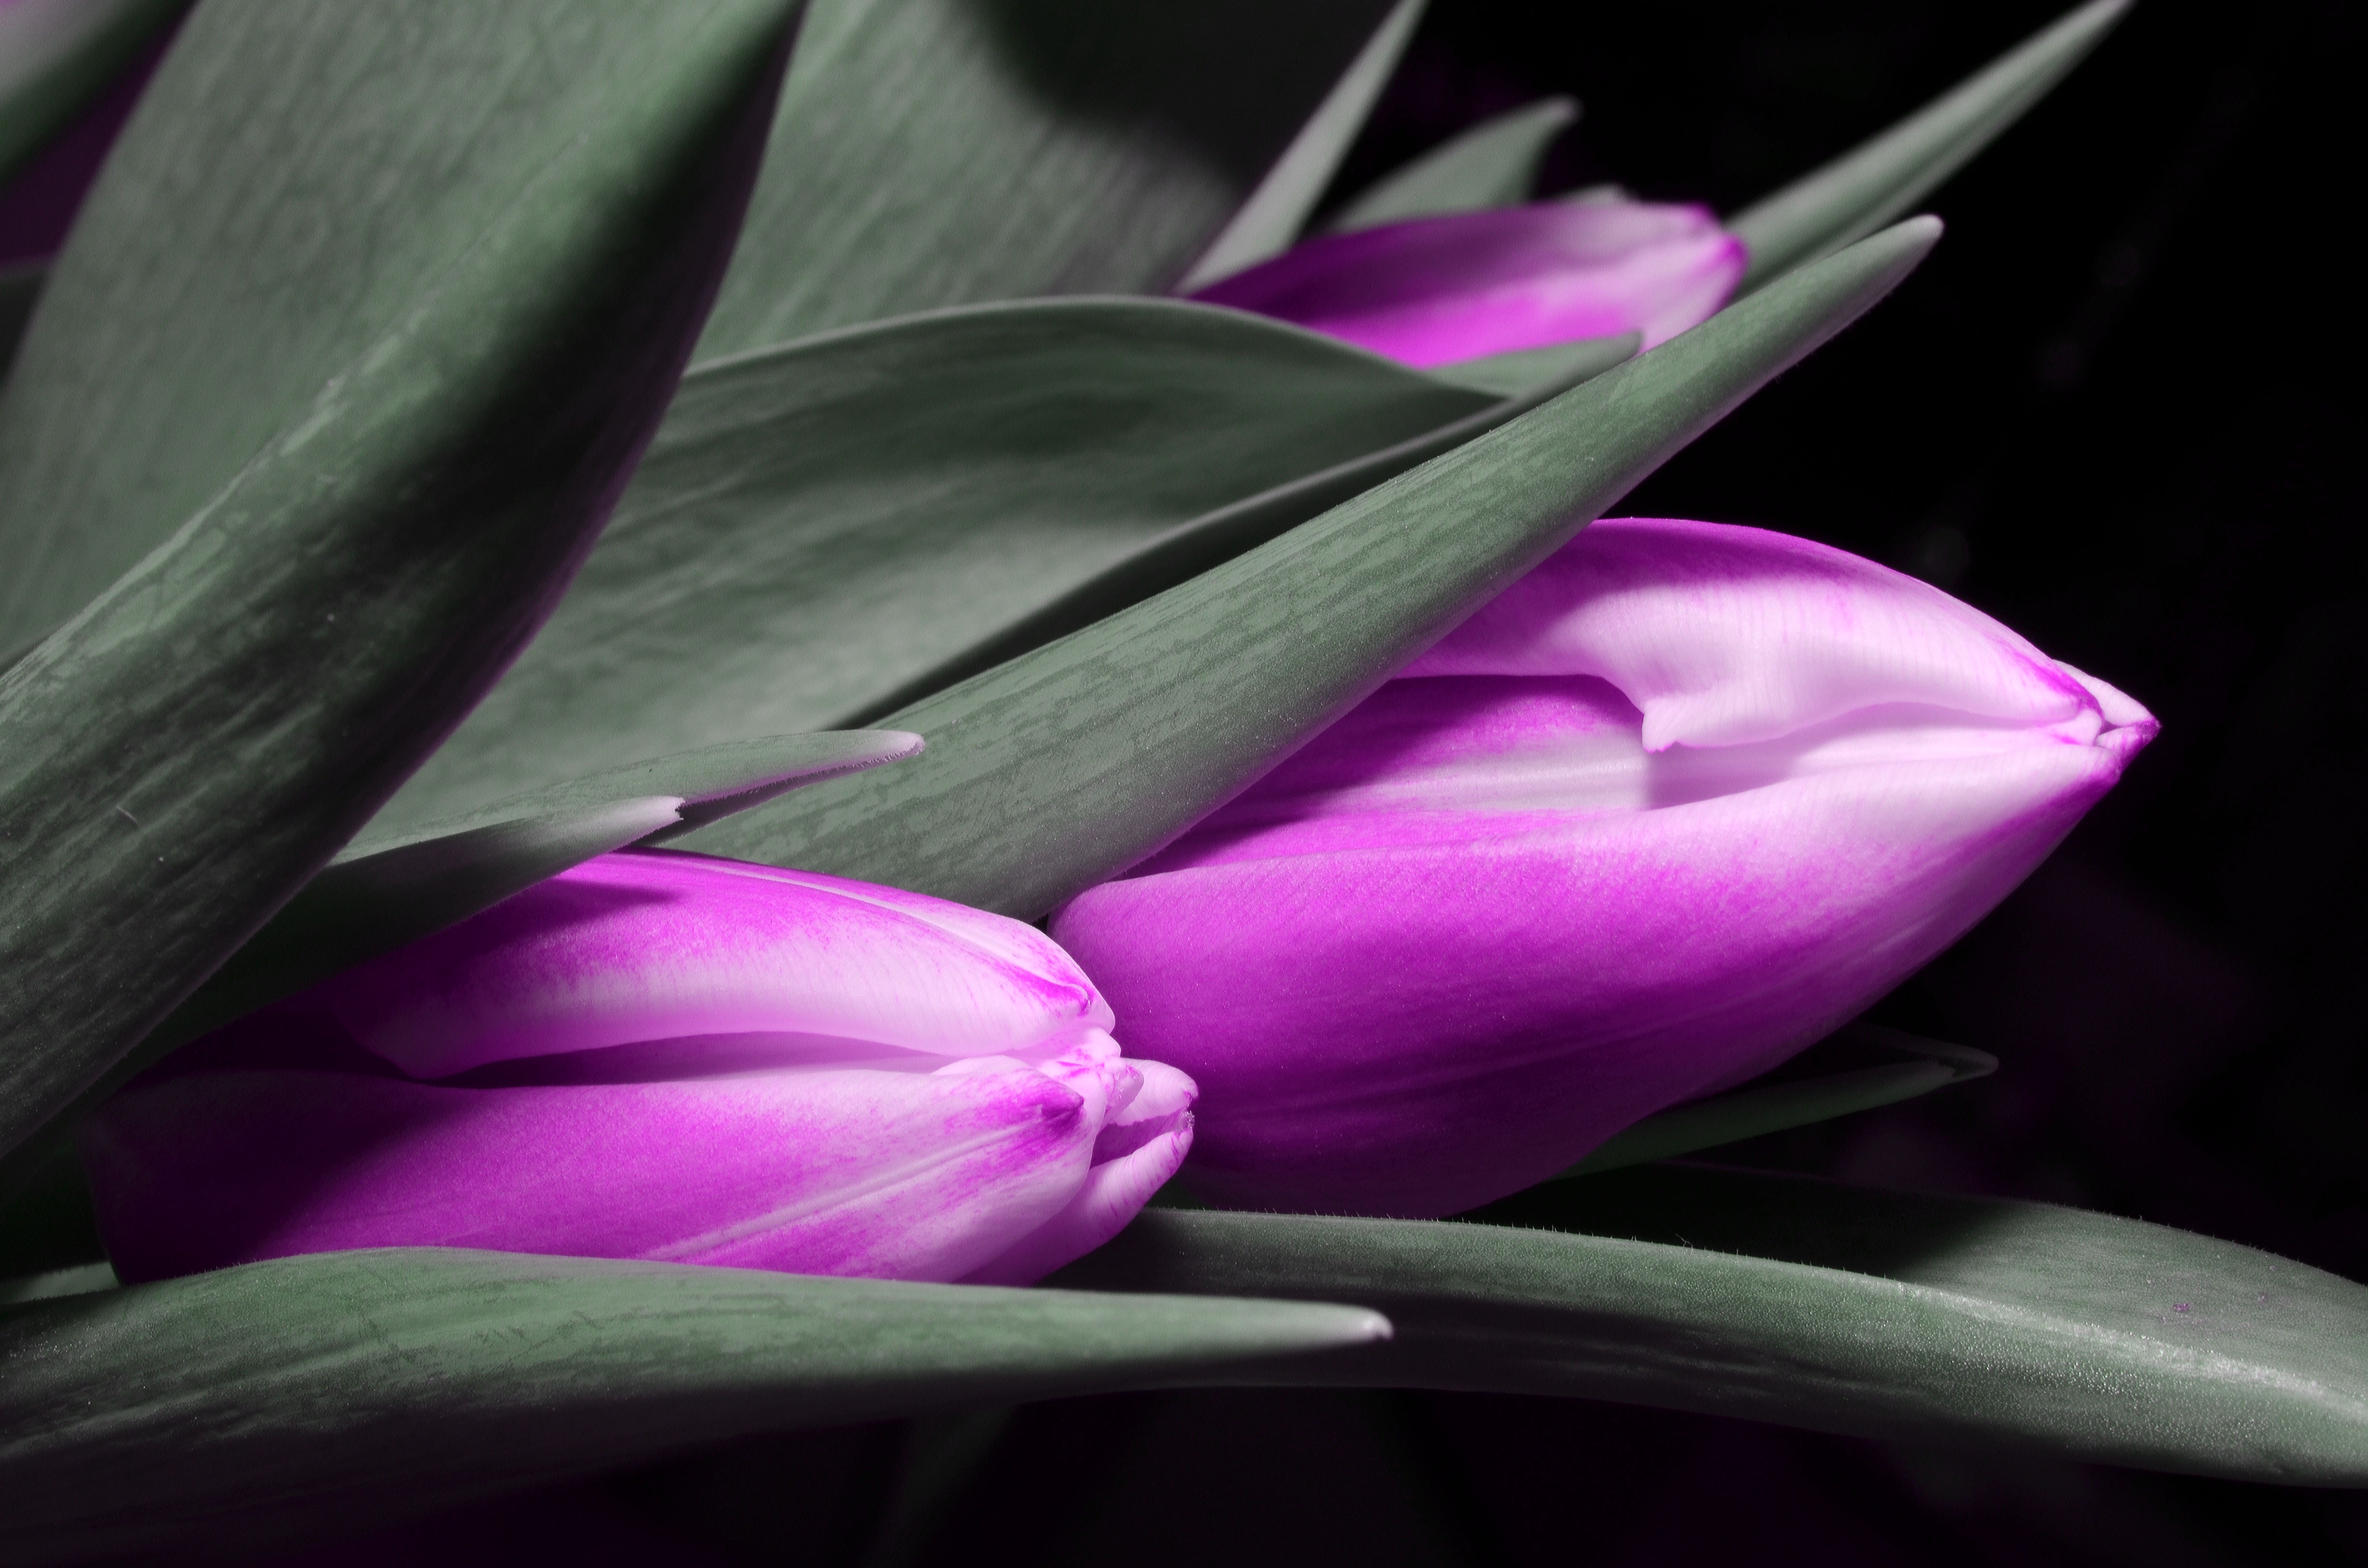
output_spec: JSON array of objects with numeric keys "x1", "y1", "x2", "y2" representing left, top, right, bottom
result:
[
  {"x1": 0, "y1": 1248, "x2": 1391, "y2": 1560},
  {"x1": 1050, "y1": 1164, "x2": 2368, "y2": 1485},
  {"x1": 1321, "y1": 96, "x2": 1579, "y2": 235},
  {"x1": 684, "y1": 219, "x2": 1943, "y2": 918},
  {"x1": 364, "y1": 729, "x2": 924, "y2": 854},
  {"x1": 693, "y1": 0, "x2": 1402, "y2": 357},
  {"x1": 373, "y1": 299, "x2": 1492, "y2": 832},
  {"x1": 1423, "y1": 331, "x2": 1634, "y2": 399},
  {"x1": 1729, "y1": 0, "x2": 2129, "y2": 293},
  {"x1": 0, "y1": 0, "x2": 182, "y2": 185},
  {"x1": 1172, "y1": 0, "x2": 1427, "y2": 290},
  {"x1": 851, "y1": 335, "x2": 1635, "y2": 721},
  {"x1": 1562, "y1": 1024, "x2": 1997, "y2": 1176},
  {"x1": 0, "y1": 0, "x2": 803, "y2": 1168}
]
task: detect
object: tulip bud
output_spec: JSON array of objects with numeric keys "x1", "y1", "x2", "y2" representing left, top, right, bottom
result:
[
  {"x1": 1190, "y1": 199, "x2": 1747, "y2": 367},
  {"x1": 80, "y1": 853, "x2": 1195, "y2": 1285},
  {"x1": 1051, "y1": 519, "x2": 2156, "y2": 1218}
]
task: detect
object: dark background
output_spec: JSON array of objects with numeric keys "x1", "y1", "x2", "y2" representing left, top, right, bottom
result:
[{"x1": 16, "y1": 1, "x2": 2363, "y2": 1563}]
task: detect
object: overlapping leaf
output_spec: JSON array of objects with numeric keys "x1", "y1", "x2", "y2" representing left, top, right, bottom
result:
[
  {"x1": 685, "y1": 220, "x2": 1943, "y2": 917},
  {"x1": 1053, "y1": 1164, "x2": 2368, "y2": 1485},
  {"x1": 1564, "y1": 1025, "x2": 1997, "y2": 1176},
  {"x1": 373, "y1": 300, "x2": 1497, "y2": 832},
  {"x1": 0, "y1": 0, "x2": 804, "y2": 1176},
  {"x1": 1321, "y1": 95, "x2": 1579, "y2": 234},
  {"x1": 0, "y1": 1248, "x2": 1390, "y2": 1562},
  {"x1": 1172, "y1": 0, "x2": 1425, "y2": 289},
  {"x1": 694, "y1": 0, "x2": 1400, "y2": 355}
]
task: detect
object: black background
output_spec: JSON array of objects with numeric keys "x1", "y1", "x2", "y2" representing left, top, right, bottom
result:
[{"x1": 18, "y1": 2, "x2": 2363, "y2": 1563}]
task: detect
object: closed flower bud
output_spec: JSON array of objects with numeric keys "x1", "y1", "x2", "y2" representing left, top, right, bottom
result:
[
  {"x1": 1051, "y1": 519, "x2": 2156, "y2": 1218},
  {"x1": 82, "y1": 853, "x2": 1195, "y2": 1285},
  {"x1": 1191, "y1": 199, "x2": 1747, "y2": 367}
]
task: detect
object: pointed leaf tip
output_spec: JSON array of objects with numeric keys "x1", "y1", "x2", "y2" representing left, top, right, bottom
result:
[{"x1": 1731, "y1": 0, "x2": 2123, "y2": 290}]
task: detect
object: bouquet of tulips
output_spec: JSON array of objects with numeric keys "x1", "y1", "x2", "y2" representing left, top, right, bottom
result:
[{"x1": 0, "y1": 0, "x2": 2360, "y2": 1560}]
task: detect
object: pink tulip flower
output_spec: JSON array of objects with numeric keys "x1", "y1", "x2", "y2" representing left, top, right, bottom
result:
[
  {"x1": 1189, "y1": 199, "x2": 1747, "y2": 368},
  {"x1": 1051, "y1": 519, "x2": 2157, "y2": 1219},
  {"x1": 81, "y1": 853, "x2": 1195, "y2": 1286}
]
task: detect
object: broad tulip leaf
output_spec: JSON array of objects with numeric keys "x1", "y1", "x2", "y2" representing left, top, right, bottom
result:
[
  {"x1": 684, "y1": 219, "x2": 1943, "y2": 917},
  {"x1": 1173, "y1": 0, "x2": 1426, "y2": 290},
  {"x1": 1562, "y1": 1025, "x2": 1998, "y2": 1176},
  {"x1": 1052, "y1": 1164, "x2": 2368, "y2": 1485},
  {"x1": 362, "y1": 728, "x2": 924, "y2": 855},
  {"x1": 0, "y1": 0, "x2": 182, "y2": 184},
  {"x1": 372, "y1": 300, "x2": 1492, "y2": 833},
  {"x1": 854, "y1": 334, "x2": 1637, "y2": 720},
  {"x1": 0, "y1": 1248, "x2": 1392, "y2": 1561},
  {"x1": 1730, "y1": 0, "x2": 2129, "y2": 293},
  {"x1": 0, "y1": 0, "x2": 803, "y2": 1175},
  {"x1": 694, "y1": 0, "x2": 1399, "y2": 356},
  {"x1": 1322, "y1": 96, "x2": 1579, "y2": 235},
  {"x1": 0, "y1": 1261, "x2": 112, "y2": 1308},
  {"x1": 1425, "y1": 331, "x2": 1636, "y2": 399}
]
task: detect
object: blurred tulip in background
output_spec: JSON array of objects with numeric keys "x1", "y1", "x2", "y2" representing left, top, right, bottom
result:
[
  {"x1": 81, "y1": 852, "x2": 1195, "y2": 1286},
  {"x1": 1053, "y1": 519, "x2": 2157, "y2": 1217},
  {"x1": 1190, "y1": 198, "x2": 1746, "y2": 367}
]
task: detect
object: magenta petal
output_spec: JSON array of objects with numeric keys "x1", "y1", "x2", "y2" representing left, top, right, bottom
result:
[
  {"x1": 1190, "y1": 201, "x2": 1746, "y2": 365},
  {"x1": 81, "y1": 1032, "x2": 1171, "y2": 1285},
  {"x1": 305, "y1": 850, "x2": 1114, "y2": 1079},
  {"x1": 1052, "y1": 518, "x2": 2157, "y2": 1218}
]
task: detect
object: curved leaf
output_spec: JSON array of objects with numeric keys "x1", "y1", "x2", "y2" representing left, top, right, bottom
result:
[
  {"x1": 374, "y1": 299, "x2": 1490, "y2": 833},
  {"x1": 684, "y1": 219, "x2": 1943, "y2": 918},
  {"x1": 1174, "y1": 0, "x2": 1427, "y2": 289},
  {"x1": 0, "y1": 0, "x2": 803, "y2": 1170},
  {"x1": 0, "y1": 1248, "x2": 1391, "y2": 1562},
  {"x1": 1563, "y1": 1024, "x2": 1998, "y2": 1176},
  {"x1": 694, "y1": 0, "x2": 1400, "y2": 356},
  {"x1": 1322, "y1": 95, "x2": 1579, "y2": 235},
  {"x1": 1730, "y1": 0, "x2": 2129, "y2": 292},
  {"x1": 846, "y1": 333, "x2": 1636, "y2": 722},
  {"x1": 0, "y1": 0, "x2": 181, "y2": 185},
  {"x1": 1051, "y1": 1165, "x2": 2368, "y2": 1486}
]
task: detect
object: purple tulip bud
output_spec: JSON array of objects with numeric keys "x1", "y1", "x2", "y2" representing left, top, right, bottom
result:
[
  {"x1": 81, "y1": 853, "x2": 1195, "y2": 1285},
  {"x1": 1189, "y1": 199, "x2": 1747, "y2": 367},
  {"x1": 1051, "y1": 519, "x2": 2157, "y2": 1218}
]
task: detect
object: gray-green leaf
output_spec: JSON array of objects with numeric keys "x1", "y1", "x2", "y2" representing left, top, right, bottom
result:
[
  {"x1": 1051, "y1": 1164, "x2": 2368, "y2": 1486},
  {"x1": 1561, "y1": 1024, "x2": 1997, "y2": 1176},
  {"x1": 1322, "y1": 96, "x2": 1579, "y2": 235},
  {"x1": 0, "y1": 1248, "x2": 1391, "y2": 1561},
  {"x1": 694, "y1": 0, "x2": 1399, "y2": 357},
  {"x1": 0, "y1": 0, "x2": 802, "y2": 1170},
  {"x1": 1173, "y1": 0, "x2": 1427, "y2": 289},
  {"x1": 373, "y1": 299, "x2": 1492, "y2": 833},
  {"x1": 1730, "y1": 0, "x2": 2129, "y2": 293},
  {"x1": 683, "y1": 219, "x2": 1943, "y2": 918}
]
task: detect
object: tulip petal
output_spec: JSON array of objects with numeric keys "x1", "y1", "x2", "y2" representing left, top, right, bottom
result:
[
  {"x1": 1052, "y1": 517, "x2": 2155, "y2": 1217},
  {"x1": 1405, "y1": 518, "x2": 2091, "y2": 747},
  {"x1": 964, "y1": 1123, "x2": 1196, "y2": 1287},
  {"x1": 80, "y1": 1051, "x2": 1099, "y2": 1286},
  {"x1": 1192, "y1": 201, "x2": 1747, "y2": 365},
  {"x1": 308, "y1": 850, "x2": 1112, "y2": 1080}
]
